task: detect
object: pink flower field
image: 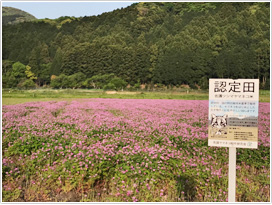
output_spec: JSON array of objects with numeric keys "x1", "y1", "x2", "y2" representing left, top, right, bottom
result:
[{"x1": 2, "y1": 99, "x2": 270, "y2": 202}]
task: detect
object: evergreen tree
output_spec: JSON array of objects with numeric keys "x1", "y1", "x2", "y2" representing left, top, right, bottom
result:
[{"x1": 50, "y1": 48, "x2": 63, "y2": 75}]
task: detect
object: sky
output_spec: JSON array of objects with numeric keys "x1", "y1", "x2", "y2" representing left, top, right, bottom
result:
[{"x1": 2, "y1": 2, "x2": 137, "y2": 19}]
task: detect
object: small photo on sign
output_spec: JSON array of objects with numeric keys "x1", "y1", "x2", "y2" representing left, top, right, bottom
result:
[{"x1": 209, "y1": 114, "x2": 228, "y2": 138}]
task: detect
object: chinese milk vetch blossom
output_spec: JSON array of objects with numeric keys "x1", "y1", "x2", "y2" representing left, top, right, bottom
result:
[{"x1": 2, "y1": 99, "x2": 270, "y2": 202}]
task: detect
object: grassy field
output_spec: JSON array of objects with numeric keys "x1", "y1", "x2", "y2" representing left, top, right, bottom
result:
[
  {"x1": 2, "y1": 88, "x2": 270, "y2": 105},
  {"x1": 2, "y1": 89, "x2": 270, "y2": 202}
]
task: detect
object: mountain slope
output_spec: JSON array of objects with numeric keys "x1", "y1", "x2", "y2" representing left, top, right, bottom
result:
[
  {"x1": 2, "y1": 2, "x2": 270, "y2": 89},
  {"x1": 2, "y1": 7, "x2": 37, "y2": 25}
]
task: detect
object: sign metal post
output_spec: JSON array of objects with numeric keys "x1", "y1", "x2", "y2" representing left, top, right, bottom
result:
[{"x1": 228, "y1": 147, "x2": 236, "y2": 202}]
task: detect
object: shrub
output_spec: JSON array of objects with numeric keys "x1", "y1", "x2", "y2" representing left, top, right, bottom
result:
[
  {"x1": 20, "y1": 79, "x2": 36, "y2": 89},
  {"x1": 103, "y1": 82, "x2": 116, "y2": 90}
]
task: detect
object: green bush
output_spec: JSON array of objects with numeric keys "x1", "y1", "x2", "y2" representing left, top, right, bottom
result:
[
  {"x1": 103, "y1": 82, "x2": 116, "y2": 90},
  {"x1": 20, "y1": 79, "x2": 36, "y2": 89},
  {"x1": 109, "y1": 77, "x2": 127, "y2": 90},
  {"x1": 134, "y1": 83, "x2": 141, "y2": 89}
]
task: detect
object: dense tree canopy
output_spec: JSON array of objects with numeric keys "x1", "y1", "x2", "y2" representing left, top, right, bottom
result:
[{"x1": 2, "y1": 2, "x2": 270, "y2": 89}]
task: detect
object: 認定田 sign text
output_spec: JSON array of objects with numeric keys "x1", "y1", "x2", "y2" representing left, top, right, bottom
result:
[{"x1": 208, "y1": 79, "x2": 259, "y2": 149}]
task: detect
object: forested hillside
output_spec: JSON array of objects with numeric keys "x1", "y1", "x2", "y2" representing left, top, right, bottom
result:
[
  {"x1": 2, "y1": 2, "x2": 270, "y2": 89},
  {"x1": 2, "y1": 7, "x2": 36, "y2": 25}
]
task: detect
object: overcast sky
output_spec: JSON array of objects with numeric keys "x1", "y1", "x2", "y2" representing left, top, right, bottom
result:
[{"x1": 2, "y1": 2, "x2": 137, "y2": 19}]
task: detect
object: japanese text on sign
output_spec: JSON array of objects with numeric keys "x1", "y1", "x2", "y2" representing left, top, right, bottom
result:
[{"x1": 214, "y1": 81, "x2": 255, "y2": 93}]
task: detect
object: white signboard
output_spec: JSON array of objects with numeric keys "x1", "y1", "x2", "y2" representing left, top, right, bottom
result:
[{"x1": 208, "y1": 79, "x2": 259, "y2": 149}]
